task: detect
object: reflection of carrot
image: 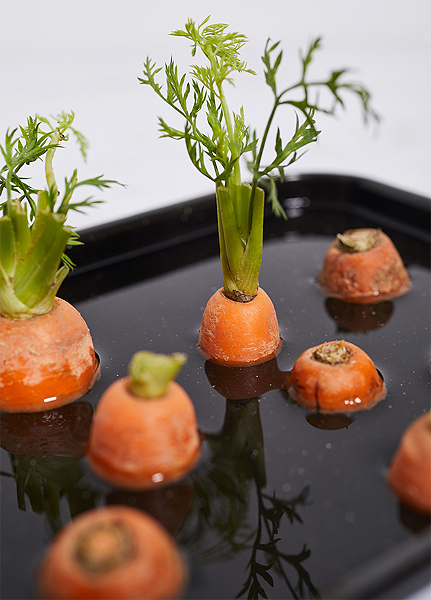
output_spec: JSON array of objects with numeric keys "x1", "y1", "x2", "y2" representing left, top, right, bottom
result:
[
  {"x1": 88, "y1": 352, "x2": 201, "y2": 490},
  {"x1": 106, "y1": 481, "x2": 194, "y2": 537},
  {"x1": 37, "y1": 505, "x2": 186, "y2": 600},
  {"x1": 317, "y1": 228, "x2": 411, "y2": 303},
  {"x1": 205, "y1": 357, "x2": 289, "y2": 400},
  {"x1": 0, "y1": 298, "x2": 100, "y2": 413},
  {"x1": 387, "y1": 412, "x2": 431, "y2": 515},
  {"x1": 0, "y1": 401, "x2": 93, "y2": 456},
  {"x1": 198, "y1": 287, "x2": 282, "y2": 367},
  {"x1": 287, "y1": 340, "x2": 386, "y2": 413}
]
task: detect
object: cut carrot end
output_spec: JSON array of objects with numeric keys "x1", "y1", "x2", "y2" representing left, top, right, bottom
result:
[
  {"x1": 0, "y1": 298, "x2": 100, "y2": 413},
  {"x1": 387, "y1": 412, "x2": 431, "y2": 515},
  {"x1": 37, "y1": 505, "x2": 187, "y2": 600},
  {"x1": 317, "y1": 228, "x2": 411, "y2": 303},
  {"x1": 198, "y1": 287, "x2": 282, "y2": 367},
  {"x1": 286, "y1": 340, "x2": 386, "y2": 413},
  {"x1": 87, "y1": 378, "x2": 201, "y2": 490}
]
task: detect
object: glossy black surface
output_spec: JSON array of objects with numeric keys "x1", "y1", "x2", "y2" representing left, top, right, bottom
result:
[{"x1": 1, "y1": 175, "x2": 430, "y2": 599}]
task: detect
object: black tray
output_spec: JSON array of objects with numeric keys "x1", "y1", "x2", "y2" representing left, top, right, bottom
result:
[{"x1": 1, "y1": 174, "x2": 430, "y2": 600}]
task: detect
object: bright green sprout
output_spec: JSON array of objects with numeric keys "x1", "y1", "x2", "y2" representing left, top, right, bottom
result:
[
  {"x1": 139, "y1": 16, "x2": 378, "y2": 301},
  {"x1": 0, "y1": 111, "x2": 120, "y2": 318}
]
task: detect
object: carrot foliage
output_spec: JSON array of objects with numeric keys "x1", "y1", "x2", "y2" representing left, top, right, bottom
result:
[
  {"x1": 139, "y1": 17, "x2": 378, "y2": 300},
  {"x1": 0, "y1": 112, "x2": 119, "y2": 318}
]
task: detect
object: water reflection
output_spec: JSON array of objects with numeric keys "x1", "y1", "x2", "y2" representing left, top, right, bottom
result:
[
  {"x1": 205, "y1": 358, "x2": 290, "y2": 399},
  {"x1": 0, "y1": 401, "x2": 93, "y2": 456},
  {"x1": 306, "y1": 412, "x2": 355, "y2": 430},
  {"x1": 4, "y1": 453, "x2": 100, "y2": 534},
  {"x1": 0, "y1": 402, "x2": 101, "y2": 534},
  {"x1": 188, "y1": 360, "x2": 320, "y2": 599},
  {"x1": 325, "y1": 298, "x2": 393, "y2": 333},
  {"x1": 106, "y1": 482, "x2": 194, "y2": 536}
]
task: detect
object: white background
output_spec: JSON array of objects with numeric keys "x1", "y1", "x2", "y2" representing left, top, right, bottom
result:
[{"x1": 1, "y1": 0, "x2": 430, "y2": 231}]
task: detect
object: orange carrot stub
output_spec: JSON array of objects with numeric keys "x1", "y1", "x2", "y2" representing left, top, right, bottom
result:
[
  {"x1": 0, "y1": 298, "x2": 100, "y2": 413},
  {"x1": 37, "y1": 505, "x2": 187, "y2": 600},
  {"x1": 387, "y1": 412, "x2": 431, "y2": 515},
  {"x1": 87, "y1": 378, "x2": 201, "y2": 490},
  {"x1": 286, "y1": 340, "x2": 386, "y2": 413},
  {"x1": 198, "y1": 287, "x2": 282, "y2": 367},
  {"x1": 317, "y1": 228, "x2": 411, "y2": 303}
]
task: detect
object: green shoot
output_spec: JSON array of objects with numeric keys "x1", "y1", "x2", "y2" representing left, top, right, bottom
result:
[
  {"x1": 139, "y1": 17, "x2": 378, "y2": 300},
  {"x1": 0, "y1": 112, "x2": 120, "y2": 318}
]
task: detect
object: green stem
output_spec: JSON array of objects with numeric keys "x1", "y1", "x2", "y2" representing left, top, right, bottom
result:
[
  {"x1": 45, "y1": 130, "x2": 60, "y2": 198},
  {"x1": 128, "y1": 351, "x2": 187, "y2": 398},
  {"x1": 217, "y1": 182, "x2": 264, "y2": 300}
]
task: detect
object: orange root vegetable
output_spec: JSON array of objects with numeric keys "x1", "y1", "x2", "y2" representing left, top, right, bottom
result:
[
  {"x1": 87, "y1": 352, "x2": 201, "y2": 490},
  {"x1": 387, "y1": 412, "x2": 431, "y2": 515},
  {"x1": 198, "y1": 287, "x2": 282, "y2": 367},
  {"x1": 317, "y1": 228, "x2": 411, "y2": 303},
  {"x1": 286, "y1": 340, "x2": 386, "y2": 413},
  {"x1": 37, "y1": 505, "x2": 187, "y2": 600},
  {"x1": 0, "y1": 298, "x2": 100, "y2": 413}
]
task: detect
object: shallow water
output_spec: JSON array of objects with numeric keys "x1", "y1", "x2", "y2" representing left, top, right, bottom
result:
[{"x1": 1, "y1": 191, "x2": 430, "y2": 600}]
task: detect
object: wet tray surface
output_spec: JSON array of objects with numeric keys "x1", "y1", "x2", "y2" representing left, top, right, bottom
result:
[{"x1": 1, "y1": 174, "x2": 430, "y2": 599}]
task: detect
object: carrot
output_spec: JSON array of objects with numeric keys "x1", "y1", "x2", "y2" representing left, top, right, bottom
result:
[
  {"x1": 37, "y1": 505, "x2": 187, "y2": 600},
  {"x1": 0, "y1": 400, "x2": 93, "y2": 456},
  {"x1": 0, "y1": 113, "x2": 119, "y2": 412},
  {"x1": 387, "y1": 411, "x2": 431, "y2": 515},
  {"x1": 286, "y1": 340, "x2": 386, "y2": 413},
  {"x1": 0, "y1": 298, "x2": 100, "y2": 412},
  {"x1": 317, "y1": 228, "x2": 411, "y2": 303},
  {"x1": 141, "y1": 19, "x2": 377, "y2": 366},
  {"x1": 87, "y1": 351, "x2": 201, "y2": 490},
  {"x1": 198, "y1": 287, "x2": 282, "y2": 367}
]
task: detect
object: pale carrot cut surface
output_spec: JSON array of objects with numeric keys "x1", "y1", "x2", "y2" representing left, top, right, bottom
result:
[
  {"x1": 87, "y1": 378, "x2": 201, "y2": 490},
  {"x1": 37, "y1": 505, "x2": 187, "y2": 600},
  {"x1": 317, "y1": 229, "x2": 411, "y2": 303},
  {"x1": 387, "y1": 412, "x2": 431, "y2": 515},
  {"x1": 287, "y1": 340, "x2": 386, "y2": 413},
  {"x1": 198, "y1": 287, "x2": 282, "y2": 367},
  {"x1": 0, "y1": 298, "x2": 100, "y2": 413}
]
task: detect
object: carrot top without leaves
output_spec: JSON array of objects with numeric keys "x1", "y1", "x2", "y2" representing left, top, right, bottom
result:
[
  {"x1": 139, "y1": 16, "x2": 378, "y2": 300},
  {"x1": 0, "y1": 112, "x2": 119, "y2": 319}
]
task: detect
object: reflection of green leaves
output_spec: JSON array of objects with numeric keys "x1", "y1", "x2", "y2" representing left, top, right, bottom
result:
[
  {"x1": 6, "y1": 454, "x2": 100, "y2": 535},
  {"x1": 179, "y1": 399, "x2": 264, "y2": 562},
  {"x1": 237, "y1": 485, "x2": 320, "y2": 600}
]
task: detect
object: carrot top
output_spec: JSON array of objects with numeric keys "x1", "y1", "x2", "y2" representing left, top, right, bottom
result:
[
  {"x1": 128, "y1": 351, "x2": 187, "y2": 398},
  {"x1": 0, "y1": 112, "x2": 120, "y2": 319},
  {"x1": 140, "y1": 16, "x2": 378, "y2": 300}
]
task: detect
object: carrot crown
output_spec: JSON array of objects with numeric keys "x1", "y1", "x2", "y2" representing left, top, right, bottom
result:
[
  {"x1": 128, "y1": 351, "x2": 187, "y2": 399},
  {"x1": 140, "y1": 17, "x2": 378, "y2": 300},
  {"x1": 0, "y1": 112, "x2": 120, "y2": 319}
]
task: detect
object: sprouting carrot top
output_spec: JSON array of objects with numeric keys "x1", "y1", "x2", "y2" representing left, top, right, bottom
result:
[
  {"x1": 286, "y1": 340, "x2": 386, "y2": 413},
  {"x1": 128, "y1": 350, "x2": 187, "y2": 398},
  {"x1": 87, "y1": 351, "x2": 201, "y2": 490},
  {"x1": 140, "y1": 18, "x2": 378, "y2": 303},
  {"x1": 0, "y1": 112, "x2": 119, "y2": 319},
  {"x1": 317, "y1": 228, "x2": 411, "y2": 303}
]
